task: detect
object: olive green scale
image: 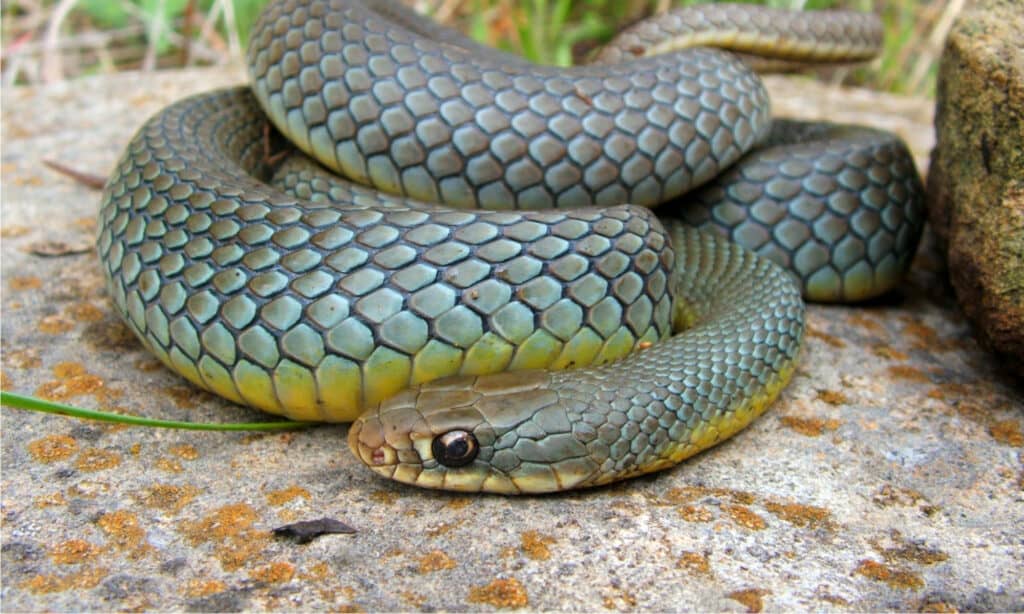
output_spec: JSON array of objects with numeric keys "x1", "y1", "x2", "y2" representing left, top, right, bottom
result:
[{"x1": 97, "y1": 0, "x2": 925, "y2": 493}]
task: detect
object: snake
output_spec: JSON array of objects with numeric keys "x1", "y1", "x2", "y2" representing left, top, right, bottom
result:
[{"x1": 96, "y1": 0, "x2": 925, "y2": 494}]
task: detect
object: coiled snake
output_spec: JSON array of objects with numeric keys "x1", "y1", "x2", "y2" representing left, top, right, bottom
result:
[{"x1": 97, "y1": 0, "x2": 925, "y2": 493}]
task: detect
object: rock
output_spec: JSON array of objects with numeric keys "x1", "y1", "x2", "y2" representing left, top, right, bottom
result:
[
  {"x1": 926, "y1": 0, "x2": 1024, "y2": 375},
  {"x1": 2, "y1": 68, "x2": 1022, "y2": 611}
]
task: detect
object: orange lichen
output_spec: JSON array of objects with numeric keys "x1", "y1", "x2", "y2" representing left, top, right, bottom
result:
[
  {"x1": 820, "y1": 594, "x2": 851, "y2": 606},
  {"x1": 35, "y1": 491, "x2": 68, "y2": 508},
  {"x1": 169, "y1": 444, "x2": 200, "y2": 460},
  {"x1": 54, "y1": 362, "x2": 86, "y2": 378},
  {"x1": 602, "y1": 589, "x2": 638, "y2": 610},
  {"x1": 726, "y1": 588, "x2": 770, "y2": 613},
  {"x1": 97, "y1": 510, "x2": 149, "y2": 557},
  {"x1": 20, "y1": 567, "x2": 108, "y2": 593},
  {"x1": 425, "y1": 522, "x2": 456, "y2": 538},
  {"x1": 135, "y1": 358, "x2": 163, "y2": 372},
  {"x1": 67, "y1": 480, "x2": 111, "y2": 499},
  {"x1": 1, "y1": 224, "x2": 30, "y2": 237},
  {"x1": 75, "y1": 448, "x2": 121, "y2": 472},
  {"x1": 27, "y1": 434, "x2": 79, "y2": 462},
  {"x1": 887, "y1": 365, "x2": 931, "y2": 383},
  {"x1": 926, "y1": 382, "x2": 974, "y2": 402},
  {"x1": 664, "y1": 485, "x2": 754, "y2": 505},
  {"x1": 179, "y1": 503, "x2": 268, "y2": 571},
  {"x1": 215, "y1": 533, "x2": 271, "y2": 572},
  {"x1": 880, "y1": 543, "x2": 949, "y2": 566},
  {"x1": 250, "y1": 561, "x2": 295, "y2": 584},
  {"x1": 677, "y1": 551, "x2": 712, "y2": 577},
  {"x1": 854, "y1": 559, "x2": 925, "y2": 590},
  {"x1": 300, "y1": 561, "x2": 331, "y2": 581},
  {"x1": 779, "y1": 415, "x2": 841, "y2": 437},
  {"x1": 816, "y1": 389, "x2": 849, "y2": 406},
  {"x1": 35, "y1": 362, "x2": 106, "y2": 401},
  {"x1": 764, "y1": 501, "x2": 833, "y2": 529},
  {"x1": 418, "y1": 550, "x2": 457, "y2": 573},
  {"x1": 919, "y1": 600, "x2": 959, "y2": 612},
  {"x1": 400, "y1": 591, "x2": 427, "y2": 608},
  {"x1": 66, "y1": 302, "x2": 105, "y2": 323},
  {"x1": 368, "y1": 490, "x2": 399, "y2": 505},
  {"x1": 902, "y1": 321, "x2": 944, "y2": 351},
  {"x1": 163, "y1": 385, "x2": 199, "y2": 408},
  {"x1": 154, "y1": 456, "x2": 184, "y2": 473},
  {"x1": 872, "y1": 345, "x2": 909, "y2": 361},
  {"x1": 49, "y1": 539, "x2": 101, "y2": 564},
  {"x1": 276, "y1": 509, "x2": 299, "y2": 522},
  {"x1": 38, "y1": 314, "x2": 75, "y2": 334},
  {"x1": 9, "y1": 276, "x2": 42, "y2": 291},
  {"x1": 726, "y1": 505, "x2": 766, "y2": 530},
  {"x1": 467, "y1": 578, "x2": 529, "y2": 608},
  {"x1": 265, "y1": 485, "x2": 311, "y2": 506},
  {"x1": 872, "y1": 484, "x2": 927, "y2": 508},
  {"x1": 181, "y1": 503, "x2": 257, "y2": 543},
  {"x1": 805, "y1": 326, "x2": 846, "y2": 348},
  {"x1": 677, "y1": 505, "x2": 714, "y2": 522},
  {"x1": 185, "y1": 579, "x2": 228, "y2": 597},
  {"x1": 4, "y1": 348, "x2": 41, "y2": 369},
  {"x1": 989, "y1": 420, "x2": 1023, "y2": 447},
  {"x1": 849, "y1": 313, "x2": 887, "y2": 335},
  {"x1": 73, "y1": 216, "x2": 97, "y2": 232},
  {"x1": 138, "y1": 483, "x2": 199, "y2": 513},
  {"x1": 520, "y1": 530, "x2": 555, "y2": 561},
  {"x1": 444, "y1": 497, "x2": 471, "y2": 510}
]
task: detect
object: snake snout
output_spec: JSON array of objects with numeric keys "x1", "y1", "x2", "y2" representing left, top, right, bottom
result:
[{"x1": 347, "y1": 415, "x2": 397, "y2": 470}]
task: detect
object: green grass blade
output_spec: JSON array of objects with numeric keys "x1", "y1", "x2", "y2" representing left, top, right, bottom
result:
[{"x1": 0, "y1": 391, "x2": 315, "y2": 432}]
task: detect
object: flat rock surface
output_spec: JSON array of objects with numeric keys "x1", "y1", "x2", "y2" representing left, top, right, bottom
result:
[{"x1": 2, "y1": 68, "x2": 1022, "y2": 612}]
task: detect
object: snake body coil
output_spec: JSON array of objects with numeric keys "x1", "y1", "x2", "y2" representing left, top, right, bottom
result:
[{"x1": 97, "y1": 0, "x2": 925, "y2": 493}]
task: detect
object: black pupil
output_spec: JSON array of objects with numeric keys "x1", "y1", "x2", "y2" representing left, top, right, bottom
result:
[
  {"x1": 447, "y1": 439, "x2": 469, "y2": 457},
  {"x1": 433, "y1": 431, "x2": 478, "y2": 467}
]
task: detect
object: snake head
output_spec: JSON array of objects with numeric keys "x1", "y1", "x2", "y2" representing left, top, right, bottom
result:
[{"x1": 348, "y1": 371, "x2": 600, "y2": 494}]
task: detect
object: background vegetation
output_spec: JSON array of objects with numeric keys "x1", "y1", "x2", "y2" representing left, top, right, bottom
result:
[{"x1": 2, "y1": 0, "x2": 961, "y2": 96}]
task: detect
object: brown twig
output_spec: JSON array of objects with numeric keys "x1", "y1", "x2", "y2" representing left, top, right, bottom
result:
[
  {"x1": 42, "y1": 158, "x2": 106, "y2": 190},
  {"x1": 262, "y1": 122, "x2": 291, "y2": 169}
]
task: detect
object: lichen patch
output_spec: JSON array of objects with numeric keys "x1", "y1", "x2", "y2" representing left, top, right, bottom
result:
[
  {"x1": 417, "y1": 550, "x2": 457, "y2": 573},
  {"x1": 27, "y1": 434, "x2": 78, "y2": 462},
  {"x1": 467, "y1": 578, "x2": 529, "y2": 608},
  {"x1": 520, "y1": 530, "x2": 555, "y2": 560}
]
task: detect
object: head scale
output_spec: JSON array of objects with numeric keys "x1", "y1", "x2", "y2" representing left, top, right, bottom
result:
[{"x1": 347, "y1": 372, "x2": 599, "y2": 494}]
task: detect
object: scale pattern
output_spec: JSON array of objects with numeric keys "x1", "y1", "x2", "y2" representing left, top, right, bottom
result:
[
  {"x1": 349, "y1": 225, "x2": 804, "y2": 493},
  {"x1": 96, "y1": 0, "x2": 926, "y2": 492},
  {"x1": 247, "y1": 0, "x2": 771, "y2": 211},
  {"x1": 97, "y1": 90, "x2": 674, "y2": 422},
  {"x1": 674, "y1": 120, "x2": 925, "y2": 301}
]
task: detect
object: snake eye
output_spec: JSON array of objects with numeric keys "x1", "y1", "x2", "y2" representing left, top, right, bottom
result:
[{"x1": 431, "y1": 430, "x2": 478, "y2": 467}]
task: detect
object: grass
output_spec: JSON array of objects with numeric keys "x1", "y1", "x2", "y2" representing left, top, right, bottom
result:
[{"x1": 0, "y1": 0, "x2": 960, "y2": 95}]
